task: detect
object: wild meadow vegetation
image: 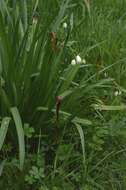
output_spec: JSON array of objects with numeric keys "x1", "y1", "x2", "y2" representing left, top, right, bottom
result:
[{"x1": 0, "y1": 0, "x2": 126, "y2": 189}]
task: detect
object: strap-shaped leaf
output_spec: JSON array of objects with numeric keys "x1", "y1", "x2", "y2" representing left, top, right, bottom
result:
[
  {"x1": 11, "y1": 107, "x2": 25, "y2": 170},
  {"x1": 59, "y1": 64, "x2": 80, "y2": 94}
]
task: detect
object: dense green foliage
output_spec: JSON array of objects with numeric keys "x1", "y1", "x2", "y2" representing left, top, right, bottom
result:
[{"x1": 0, "y1": 0, "x2": 126, "y2": 189}]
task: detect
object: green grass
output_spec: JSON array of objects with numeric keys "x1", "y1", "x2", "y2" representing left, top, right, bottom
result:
[{"x1": 0, "y1": 0, "x2": 126, "y2": 189}]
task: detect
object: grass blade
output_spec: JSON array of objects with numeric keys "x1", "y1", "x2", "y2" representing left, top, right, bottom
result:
[
  {"x1": 74, "y1": 123, "x2": 86, "y2": 168},
  {"x1": 0, "y1": 117, "x2": 10, "y2": 150},
  {"x1": 93, "y1": 104, "x2": 126, "y2": 111},
  {"x1": 0, "y1": 160, "x2": 6, "y2": 176},
  {"x1": 72, "y1": 117, "x2": 92, "y2": 126},
  {"x1": 84, "y1": 0, "x2": 91, "y2": 16}
]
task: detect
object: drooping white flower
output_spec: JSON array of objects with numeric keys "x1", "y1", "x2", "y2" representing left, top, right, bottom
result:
[
  {"x1": 118, "y1": 91, "x2": 122, "y2": 95},
  {"x1": 63, "y1": 22, "x2": 67, "y2": 29},
  {"x1": 114, "y1": 90, "x2": 122, "y2": 96},
  {"x1": 114, "y1": 91, "x2": 119, "y2": 96},
  {"x1": 32, "y1": 16, "x2": 38, "y2": 25},
  {"x1": 71, "y1": 59, "x2": 76, "y2": 65},
  {"x1": 82, "y1": 59, "x2": 86, "y2": 64},
  {"x1": 76, "y1": 55, "x2": 82, "y2": 64},
  {"x1": 104, "y1": 72, "x2": 107, "y2": 77}
]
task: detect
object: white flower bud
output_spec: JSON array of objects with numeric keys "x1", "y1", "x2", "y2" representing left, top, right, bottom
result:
[
  {"x1": 76, "y1": 55, "x2": 82, "y2": 64},
  {"x1": 63, "y1": 22, "x2": 67, "y2": 29},
  {"x1": 82, "y1": 59, "x2": 86, "y2": 64},
  {"x1": 115, "y1": 91, "x2": 118, "y2": 96},
  {"x1": 104, "y1": 72, "x2": 107, "y2": 77},
  {"x1": 114, "y1": 91, "x2": 119, "y2": 96},
  {"x1": 114, "y1": 90, "x2": 122, "y2": 96},
  {"x1": 32, "y1": 16, "x2": 38, "y2": 25},
  {"x1": 118, "y1": 91, "x2": 122, "y2": 95},
  {"x1": 71, "y1": 59, "x2": 76, "y2": 65}
]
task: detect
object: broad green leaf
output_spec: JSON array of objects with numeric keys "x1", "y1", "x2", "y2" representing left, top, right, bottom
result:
[
  {"x1": 0, "y1": 117, "x2": 10, "y2": 150},
  {"x1": 59, "y1": 89, "x2": 72, "y2": 99},
  {"x1": 10, "y1": 107, "x2": 25, "y2": 170},
  {"x1": 59, "y1": 64, "x2": 80, "y2": 94},
  {"x1": 0, "y1": 89, "x2": 11, "y2": 111}
]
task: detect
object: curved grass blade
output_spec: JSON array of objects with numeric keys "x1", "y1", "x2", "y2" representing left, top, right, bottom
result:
[
  {"x1": 74, "y1": 123, "x2": 86, "y2": 169},
  {"x1": 10, "y1": 107, "x2": 25, "y2": 170},
  {"x1": 72, "y1": 117, "x2": 92, "y2": 126}
]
